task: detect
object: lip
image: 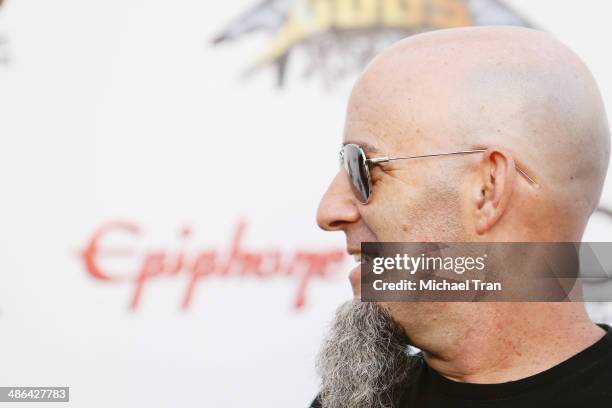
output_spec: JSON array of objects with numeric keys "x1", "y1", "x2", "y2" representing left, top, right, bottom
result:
[
  {"x1": 347, "y1": 248, "x2": 361, "y2": 257},
  {"x1": 347, "y1": 250, "x2": 375, "y2": 299}
]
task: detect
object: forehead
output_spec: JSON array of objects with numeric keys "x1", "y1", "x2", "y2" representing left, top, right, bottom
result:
[
  {"x1": 342, "y1": 84, "x2": 401, "y2": 155},
  {"x1": 342, "y1": 87, "x2": 424, "y2": 157},
  {"x1": 342, "y1": 39, "x2": 469, "y2": 155},
  {"x1": 342, "y1": 68, "x2": 455, "y2": 156}
]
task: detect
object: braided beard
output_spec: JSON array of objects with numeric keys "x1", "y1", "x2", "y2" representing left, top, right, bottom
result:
[{"x1": 316, "y1": 301, "x2": 416, "y2": 408}]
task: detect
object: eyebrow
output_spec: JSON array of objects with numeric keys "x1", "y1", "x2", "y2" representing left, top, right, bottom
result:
[{"x1": 343, "y1": 141, "x2": 381, "y2": 155}]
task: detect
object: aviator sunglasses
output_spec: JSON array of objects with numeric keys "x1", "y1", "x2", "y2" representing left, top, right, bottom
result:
[{"x1": 339, "y1": 143, "x2": 539, "y2": 204}]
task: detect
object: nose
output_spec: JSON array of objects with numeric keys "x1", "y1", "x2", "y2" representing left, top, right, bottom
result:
[{"x1": 317, "y1": 170, "x2": 360, "y2": 231}]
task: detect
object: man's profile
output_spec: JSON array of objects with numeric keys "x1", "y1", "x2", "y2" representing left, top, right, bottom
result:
[{"x1": 312, "y1": 26, "x2": 612, "y2": 408}]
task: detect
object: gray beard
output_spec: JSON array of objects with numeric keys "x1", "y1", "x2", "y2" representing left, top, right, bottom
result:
[{"x1": 316, "y1": 301, "x2": 416, "y2": 408}]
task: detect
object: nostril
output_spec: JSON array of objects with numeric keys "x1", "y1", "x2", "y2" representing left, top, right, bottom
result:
[{"x1": 329, "y1": 220, "x2": 346, "y2": 229}]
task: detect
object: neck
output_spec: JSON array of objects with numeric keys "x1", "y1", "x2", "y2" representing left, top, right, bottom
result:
[{"x1": 416, "y1": 303, "x2": 605, "y2": 383}]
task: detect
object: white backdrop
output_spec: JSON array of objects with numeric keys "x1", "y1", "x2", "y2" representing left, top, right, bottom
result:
[{"x1": 1, "y1": 1, "x2": 612, "y2": 407}]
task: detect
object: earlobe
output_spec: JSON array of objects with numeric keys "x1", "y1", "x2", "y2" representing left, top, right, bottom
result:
[{"x1": 474, "y1": 147, "x2": 516, "y2": 235}]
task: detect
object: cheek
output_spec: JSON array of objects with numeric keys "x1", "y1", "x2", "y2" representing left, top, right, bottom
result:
[
  {"x1": 363, "y1": 179, "x2": 467, "y2": 241},
  {"x1": 360, "y1": 195, "x2": 423, "y2": 240},
  {"x1": 359, "y1": 207, "x2": 401, "y2": 241}
]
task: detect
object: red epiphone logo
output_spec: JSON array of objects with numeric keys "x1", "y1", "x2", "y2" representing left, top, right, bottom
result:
[{"x1": 81, "y1": 220, "x2": 347, "y2": 310}]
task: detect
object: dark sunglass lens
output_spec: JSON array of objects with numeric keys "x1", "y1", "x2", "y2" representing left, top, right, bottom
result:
[{"x1": 342, "y1": 145, "x2": 371, "y2": 203}]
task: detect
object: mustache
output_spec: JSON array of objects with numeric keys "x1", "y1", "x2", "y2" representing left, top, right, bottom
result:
[{"x1": 316, "y1": 301, "x2": 418, "y2": 408}]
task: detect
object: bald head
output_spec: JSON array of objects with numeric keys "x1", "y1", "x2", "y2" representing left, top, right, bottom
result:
[
  {"x1": 316, "y1": 27, "x2": 610, "y2": 401},
  {"x1": 344, "y1": 26, "x2": 609, "y2": 240}
]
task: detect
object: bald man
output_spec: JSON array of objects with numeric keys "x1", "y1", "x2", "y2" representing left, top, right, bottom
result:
[{"x1": 312, "y1": 26, "x2": 612, "y2": 408}]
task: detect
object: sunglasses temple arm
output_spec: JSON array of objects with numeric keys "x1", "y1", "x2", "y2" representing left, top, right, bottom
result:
[
  {"x1": 515, "y1": 166, "x2": 539, "y2": 187},
  {"x1": 366, "y1": 150, "x2": 486, "y2": 165},
  {"x1": 366, "y1": 150, "x2": 539, "y2": 187}
]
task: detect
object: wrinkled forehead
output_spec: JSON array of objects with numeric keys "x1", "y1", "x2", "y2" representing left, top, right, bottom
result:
[{"x1": 342, "y1": 52, "x2": 465, "y2": 156}]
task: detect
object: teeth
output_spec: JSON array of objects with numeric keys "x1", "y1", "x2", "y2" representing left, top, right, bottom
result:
[{"x1": 353, "y1": 254, "x2": 361, "y2": 263}]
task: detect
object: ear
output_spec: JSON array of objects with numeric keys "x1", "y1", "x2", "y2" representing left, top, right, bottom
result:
[{"x1": 473, "y1": 147, "x2": 516, "y2": 234}]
